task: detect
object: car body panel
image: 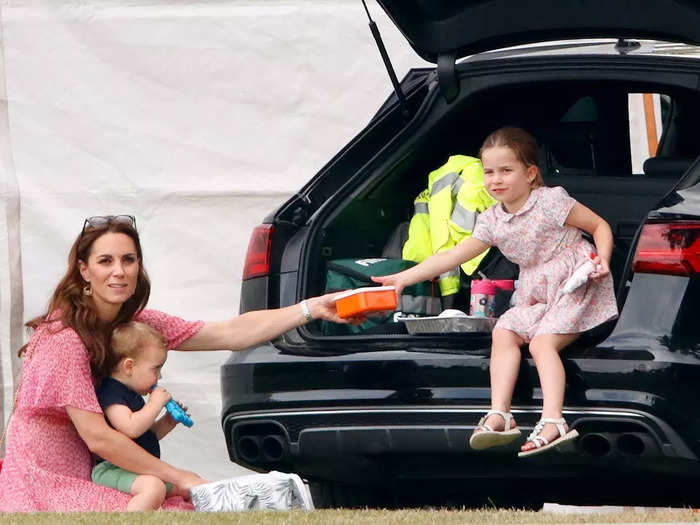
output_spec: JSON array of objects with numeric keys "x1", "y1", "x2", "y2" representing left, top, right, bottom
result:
[
  {"x1": 375, "y1": 0, "x2": 700, "y2": 62},
  {"x1": 221, "y1": 344, "x2": 700, "y2": 481}
]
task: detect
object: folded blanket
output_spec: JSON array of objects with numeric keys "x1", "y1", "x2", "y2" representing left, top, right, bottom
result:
[{"x1": 190, "y1": 471, "x2": 314, "y2": 511}]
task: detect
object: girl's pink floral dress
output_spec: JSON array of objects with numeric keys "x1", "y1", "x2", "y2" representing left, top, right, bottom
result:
[
  {"x1": 0, "y1": 309, "x2": 204, "y2": 512},
  {"x1": 472, "y1": 186, "x2": 618, "y2": 342}
]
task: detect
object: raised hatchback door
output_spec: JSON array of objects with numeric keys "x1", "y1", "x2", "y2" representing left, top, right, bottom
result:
[{"x1": 375, "y1": 0, "x2": 700, "y2": 62}]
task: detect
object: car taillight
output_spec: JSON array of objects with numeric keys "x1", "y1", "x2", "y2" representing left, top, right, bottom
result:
[
  {"x1": 242, "y1": 224, "x2": 273, "y2": 280},
  {"x1": 632, "y1": 222, "x2": 700, "y2": 276}
]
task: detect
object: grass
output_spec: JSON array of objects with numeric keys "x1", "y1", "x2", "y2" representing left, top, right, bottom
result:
[{"x1": 1, "y1": 509, "x2": 700, "y2": 525}]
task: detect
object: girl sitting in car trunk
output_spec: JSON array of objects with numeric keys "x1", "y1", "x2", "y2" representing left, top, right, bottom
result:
[{"x1": 373, "y1": 126, "x2": 618, "y2": 457}]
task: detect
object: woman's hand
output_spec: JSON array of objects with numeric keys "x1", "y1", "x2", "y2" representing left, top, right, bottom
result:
[
  {"x1": 589, "y1": 255, "x2": 610, "y2": 280},
  {"x1": 305, "y1": 292, "x2": 366, "y2": 325},
  {"x1": 172, "y1": 469, "x2": 209, "y2": 495}
]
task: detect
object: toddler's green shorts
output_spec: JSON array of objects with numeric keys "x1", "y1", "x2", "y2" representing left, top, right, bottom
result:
[{"x1": 92, "y1": 461, "x2": 173, "y2": 494}]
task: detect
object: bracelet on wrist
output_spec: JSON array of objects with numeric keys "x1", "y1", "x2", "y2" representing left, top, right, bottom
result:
[{"x1": 300, "y1": 299, "x2": 313, "y2": 322}]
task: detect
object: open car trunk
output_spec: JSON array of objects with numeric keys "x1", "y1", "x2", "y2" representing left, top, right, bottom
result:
[
  {"x1": 302, "y1": 66, "x2": 700, "y2": 342},
  {"x1": 375, "y1": 0, "x2": 700, "y2": 62}
]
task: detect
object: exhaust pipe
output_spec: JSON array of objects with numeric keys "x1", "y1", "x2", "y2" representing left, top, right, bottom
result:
[
  {"x1": 236, "y1": 435, "x2": 262, "y2": 463},
  {"x1": 261, "y1": 434, "x2": 289, "y2": 462},
  {"x1": 579, "y1": 432, "x2": 612, "y2": 457},
  {"x1": 616, "y1": 432, "x2": 651, "y2": 456},
  {"x1": 579, "y1": 430, "x2": 659, "y2": 458}
]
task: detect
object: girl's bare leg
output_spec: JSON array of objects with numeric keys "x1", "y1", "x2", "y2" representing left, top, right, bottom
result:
[
  {"x1": 521, "y1": 332, "x2": 580, "y2": 452},
  {"x1": 477, "y1": 328, "x2": 524, "y2": 432}
]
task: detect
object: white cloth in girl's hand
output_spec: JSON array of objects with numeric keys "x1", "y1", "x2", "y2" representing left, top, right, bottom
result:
[{"x1": 562, "y1": 260, "x2": 596, "y2": 294}]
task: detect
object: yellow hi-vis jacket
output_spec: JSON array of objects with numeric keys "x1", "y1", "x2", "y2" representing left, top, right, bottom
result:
[{"x1": 402, "y1": 155, "x2": 496, "y2": 296}]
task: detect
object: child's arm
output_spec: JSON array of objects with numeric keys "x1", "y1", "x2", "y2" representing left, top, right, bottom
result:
[
  {"x1": 565, "y1": 202, "x2": 613, "y2": 280},
  {"x1": 372, "y1": 237, "x2": 490, "y2": 296},
  {"x1": 104, "y1": 387, "x2": 171, "y2": 439},
  {"x1": 150, "y1": 400, "x2": 189, "y2": 440},
  {"x1": 151, "y1": 415, "x2": 176, "y2": 440}
]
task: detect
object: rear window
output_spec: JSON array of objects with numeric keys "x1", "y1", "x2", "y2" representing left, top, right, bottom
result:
[{"x1": 541, "y1": 92, "x2": 676, "y2": 178}]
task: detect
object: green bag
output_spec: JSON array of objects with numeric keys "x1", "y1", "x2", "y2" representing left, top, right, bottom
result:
[{"x1": 321, "y1": 258, "x2": 441, "y2": 335}]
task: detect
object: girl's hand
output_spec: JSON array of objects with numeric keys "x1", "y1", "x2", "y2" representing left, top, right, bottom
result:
[
  {"x1": 305, "y1": 293, "x2": 367, "y2": 325},
  {"x1": 371, "y1": 274, "x2": 406, "y2": 299},
  {"x1": 589, "y1": 255, "x2": 609, "y2": 280}
]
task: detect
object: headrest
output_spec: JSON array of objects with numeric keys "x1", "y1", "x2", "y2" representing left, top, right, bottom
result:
[{"x1": 642, "y1": 157, "x2": 694, "y2": 178}]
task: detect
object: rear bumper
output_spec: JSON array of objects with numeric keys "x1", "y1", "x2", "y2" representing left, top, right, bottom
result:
[
  {"x1": 221, "y1": 344, "x2": 700, "y2": 486},
  {"x1": 223, "y1": 404, "x2": 697, "y2": 484}
]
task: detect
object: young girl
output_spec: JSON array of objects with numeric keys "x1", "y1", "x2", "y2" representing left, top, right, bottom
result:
[{"x1": 373, "y1": 127, "x2": 618, "y2": 457}]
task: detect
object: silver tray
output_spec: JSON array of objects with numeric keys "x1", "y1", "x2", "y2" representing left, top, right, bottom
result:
[{"x1": 399, "y1": 315, "x2": 496, "y2": 334}]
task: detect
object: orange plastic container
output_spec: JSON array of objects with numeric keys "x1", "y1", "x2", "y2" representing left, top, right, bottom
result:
[{"x1": 334, "y1": 286, "x2": 397, "y2": 318}]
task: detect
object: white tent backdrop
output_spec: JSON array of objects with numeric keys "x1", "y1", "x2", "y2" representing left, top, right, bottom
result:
[
  {"x1": 2, "y1": 2, "x2": 681, "y2": 484},
  {"x1": 0, "y1": 0, "x2": 427, "y2": 480}
]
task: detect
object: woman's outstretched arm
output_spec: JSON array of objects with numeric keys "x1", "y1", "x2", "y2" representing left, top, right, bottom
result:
[
  {"x1": 175, "y1": 291, "x2": 352, "y2": 352},
  {"x1": 66, "y1": 406, "x2": 208, "y2": 491}
]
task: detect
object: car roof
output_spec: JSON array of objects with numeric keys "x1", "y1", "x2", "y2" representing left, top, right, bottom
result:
[{"x1": 375, "y1": 0, "x2": 700, "y2": 63}]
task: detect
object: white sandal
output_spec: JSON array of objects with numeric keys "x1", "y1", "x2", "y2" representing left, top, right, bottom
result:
[
  {"x1": 469, "y1": 409, "x2": 521, "y2": 450},
  {"x1": 518, "y1": 417, "x2": 579, "y2": 458}
]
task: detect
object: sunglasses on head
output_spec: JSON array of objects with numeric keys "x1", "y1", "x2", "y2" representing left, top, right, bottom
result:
[{"x1": 80, "y1": 215, "x2": 137, "y2": 238}]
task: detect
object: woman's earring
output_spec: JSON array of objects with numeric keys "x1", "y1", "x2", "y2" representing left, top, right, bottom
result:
[{"x1": 83, "y1": 282, "x2": 92, "y2": 296}]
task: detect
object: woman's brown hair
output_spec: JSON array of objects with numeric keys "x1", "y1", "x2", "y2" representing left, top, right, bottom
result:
[
  {"x1": 19, "y1": 219, "x2": 151, "y2": 379},
  {"x1": 479, "y1": 126, "x2": 544, "y2": 188}
]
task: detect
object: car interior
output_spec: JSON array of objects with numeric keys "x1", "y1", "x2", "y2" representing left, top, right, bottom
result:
[{"x1": 308, "y1": 79, "x2": 700, "y2": 335}]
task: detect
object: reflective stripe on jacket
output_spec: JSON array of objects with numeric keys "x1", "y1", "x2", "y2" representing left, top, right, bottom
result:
[
  {"x1": 402, "y1": 155, "x2": 496, "y2": 296},
  {"x1": 402, "y1": 189, "x2": 431, "y2": 264}
]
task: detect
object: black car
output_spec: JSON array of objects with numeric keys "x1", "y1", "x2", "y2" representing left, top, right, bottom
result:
[{"x1": 221, "y1": 1, "x2": 700, "y2": 508}]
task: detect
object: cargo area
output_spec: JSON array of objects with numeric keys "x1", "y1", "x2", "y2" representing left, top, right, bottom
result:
[{"x1": 303, "y1": 78, "x2": 700, "y2": 338}]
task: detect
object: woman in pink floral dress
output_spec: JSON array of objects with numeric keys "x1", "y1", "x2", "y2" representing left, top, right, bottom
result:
[
  {"x1": 375, "y1": 127, "x2": 618, "y2": 458},
  {"x1": 0, "y1": 215, "x2": 349, "y2": 512}
]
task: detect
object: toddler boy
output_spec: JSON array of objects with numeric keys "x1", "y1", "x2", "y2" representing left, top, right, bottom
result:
[{"x1": 91, "y1": 321, "x2": 201, "y2": 510}]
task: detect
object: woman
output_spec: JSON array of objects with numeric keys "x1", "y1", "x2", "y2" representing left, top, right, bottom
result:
[{"x1": 0, "y1": 215, "x2": 350, "y2": 511}]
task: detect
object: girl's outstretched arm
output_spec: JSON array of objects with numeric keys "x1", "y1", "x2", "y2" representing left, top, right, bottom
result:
[
  {"x1": 372, "y1": 237, "x2": 490, "y2": 296},
  {"x1": 565, "y1": 202, "x2": 614, "y2": 280}
]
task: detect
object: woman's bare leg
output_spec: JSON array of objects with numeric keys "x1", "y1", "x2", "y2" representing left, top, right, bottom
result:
[{"x1": 521, "y1": 332, "x2": 579, "y2": 452}]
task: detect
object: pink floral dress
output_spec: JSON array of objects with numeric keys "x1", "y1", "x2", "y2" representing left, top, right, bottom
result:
[
  {"x1": 472, "y1": 186, "x2": 618, "y2": 342},
  {"x1": 0, "y1": 309, "x2": 204, "y2": 512}
]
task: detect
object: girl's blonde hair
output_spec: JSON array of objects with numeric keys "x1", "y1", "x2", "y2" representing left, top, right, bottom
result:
[
  {"x1": 110, "y1": 321, "x2": 166, "y2": 370},
  {"x1": 479, "y1": 126, "x2": 544, "y2": 188}
]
